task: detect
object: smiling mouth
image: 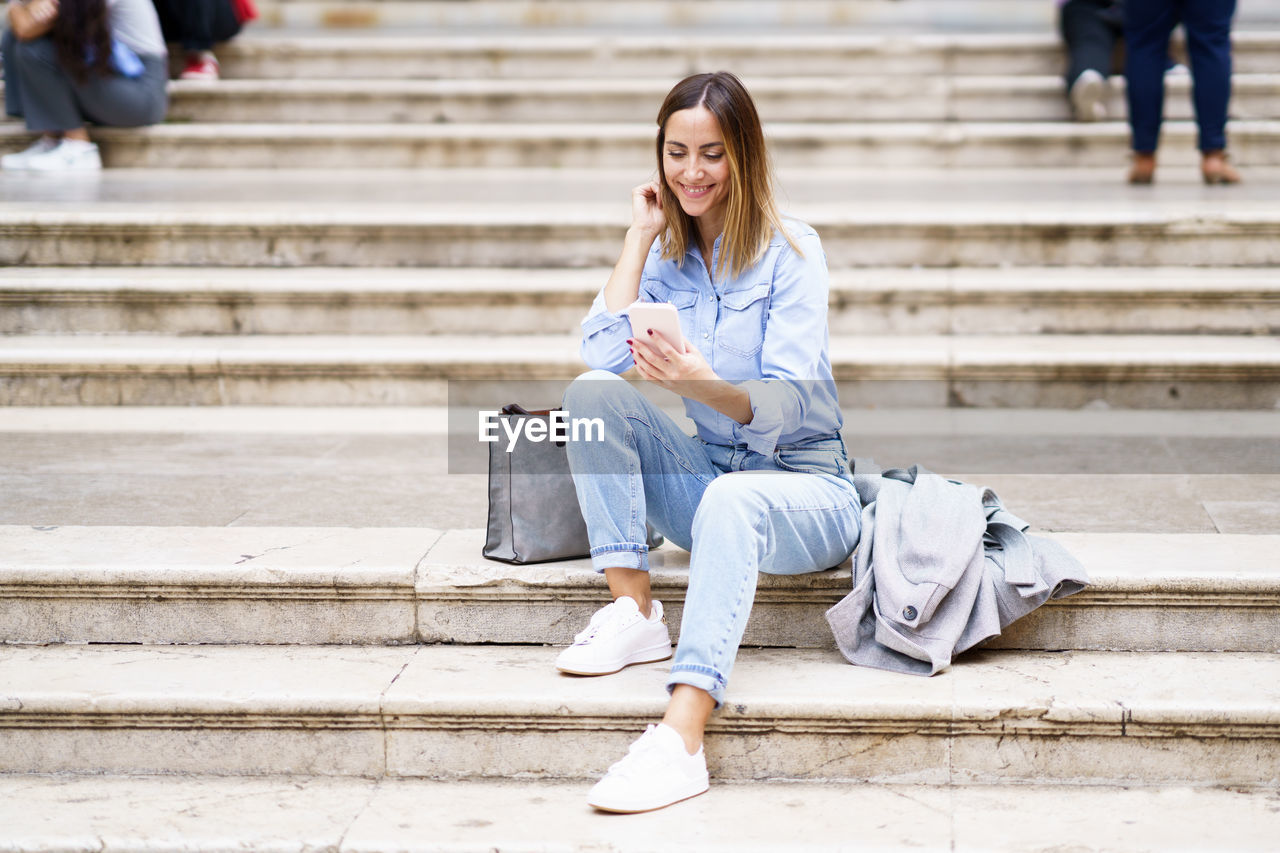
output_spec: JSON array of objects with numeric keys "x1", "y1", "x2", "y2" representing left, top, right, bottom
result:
[{"x1": 680, "y1": 183, "x2": 714, "y2": 198}]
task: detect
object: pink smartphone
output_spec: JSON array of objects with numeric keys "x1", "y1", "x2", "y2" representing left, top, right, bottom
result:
[{"x1": 628, "y1": 301, "x2": 685, "y2": 350}]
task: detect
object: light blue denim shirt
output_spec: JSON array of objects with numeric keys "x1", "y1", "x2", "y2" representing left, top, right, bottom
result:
[{"x1": 580, "y1": 219, "x2": 843, "y2": 456}]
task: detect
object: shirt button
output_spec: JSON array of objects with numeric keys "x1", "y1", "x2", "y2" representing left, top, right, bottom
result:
[
  {"x1": 703, "y1": 332, "x2": 709, "y2": 339},
  {"x1": 902, "y1": 606, "x2": 918, "y2": 621}
]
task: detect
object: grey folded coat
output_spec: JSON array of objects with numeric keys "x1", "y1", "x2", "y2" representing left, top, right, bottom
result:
[{"x1": 826, "y1": 460, "x2": 1090, "y2": 675}]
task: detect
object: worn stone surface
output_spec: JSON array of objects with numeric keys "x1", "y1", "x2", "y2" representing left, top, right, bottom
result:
[
  {"x1": 1204, "y1": 501, "x2": 1280, "y2": 534},
  {"x1": 243, "y1": 0, "x2": 1280, "y2": 31},
  {"x1": 3, "y1": 525, "x2": 1275, "y2": 649},
  {"x1": 6, "y1": 199, "x2": 1280, "y2": 266},
  {"x1": 969, "y1": 474, "x2": 1220, "y2": 533},
  {"x1": 2, "y1": 421, "x2": 1277, "y2": 530},
  {"x1": 0, "y1": 644, "x2": 415, "y2": 775},
  {"x1": 0, "y1": 774, "x2": 375, "y2": 853},
  {"x1": 1, "y1": 644, "x2": 1278, "y2": 781},
  {"x1": 209, "y1": 30, "x2": 1280, "y2": 79},
  {"x1": 1, "y1": 774, "x2": 1277, "y2": 853},
  {"x1": 5, "y1": 121, "x2": 1260, "y2": 170},
  {"x1": 0, "y1": 526, "x2": 433, "y2": 643},
  {"x1": 418, "y1": 529, "x2": 1280, "y2": 651},
  {"x1": 2, "y1": 333, "x2": 1277, "y2": 407},
  {"x1": 9, "y1": 265, "x2": 1277, "y2": 337},
  {"x1": 154, "y1": 74, "x2": 1280, "y2": 125}
]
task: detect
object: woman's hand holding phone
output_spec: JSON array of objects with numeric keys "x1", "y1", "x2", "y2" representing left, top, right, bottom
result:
[{"x1": 627, "y1": 310, "x2": 714, "y2": 395}]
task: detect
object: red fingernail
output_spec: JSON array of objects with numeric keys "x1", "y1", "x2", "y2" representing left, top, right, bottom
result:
[{"x1": 646, "y1": 329, "x2": 654, "y2": 336}]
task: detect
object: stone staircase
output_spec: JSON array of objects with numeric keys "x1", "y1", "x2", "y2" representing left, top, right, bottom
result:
[{"x1": 2, "y1": 0, "x2": 1280, "y2": 848}]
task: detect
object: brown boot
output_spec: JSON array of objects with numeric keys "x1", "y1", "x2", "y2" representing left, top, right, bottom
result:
[
  {"x1": 1128, "y1": 152, "x2": 1157, "y2": 185},
  {"x1": 1201, "y1": 150, "x2": 1241, "y2": 185}
]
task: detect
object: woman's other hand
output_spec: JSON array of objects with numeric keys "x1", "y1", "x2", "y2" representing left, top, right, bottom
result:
[
  {"x1": 602, "y1": 181, "x2": 665, "y2": 314},
  {"x1": 630, "y1": 180, "x2": 665, "y2": 241}
]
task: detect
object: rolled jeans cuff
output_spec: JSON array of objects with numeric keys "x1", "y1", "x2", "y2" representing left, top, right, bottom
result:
[
  {"x1": 589, "y1": 542, "x2": 649, "y2": 573},
  {"x1": 667, "y1": 664, "x2": 727, "y2": 708}
]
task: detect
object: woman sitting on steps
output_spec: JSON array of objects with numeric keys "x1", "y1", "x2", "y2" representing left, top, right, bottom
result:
[{"x1": 558, "y1": 71, "x2": 862, "y2": 814}]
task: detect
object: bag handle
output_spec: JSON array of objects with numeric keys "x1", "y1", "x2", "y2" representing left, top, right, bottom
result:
[{"x1": 501, "y1": 403, "x2": 556, "y2": 417}]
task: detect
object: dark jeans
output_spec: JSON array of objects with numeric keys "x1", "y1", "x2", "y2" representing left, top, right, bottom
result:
[
  {"x1": 1060, "y1": 0, "x2": 1124, "y2": 88},
  {"x1": 151, "y1": 0, "x2": 241, "y2": 52},
  {"x1": 1125, "y1": 0, "x2": 1236, "y2": 153},
  {"x1": 2, "y1": 30, "x2": 168, "y2": 132}
]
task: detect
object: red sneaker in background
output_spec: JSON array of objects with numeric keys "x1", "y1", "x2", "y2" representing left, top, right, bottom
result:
[{"x1": 179, "y1": 55, "x2": 220, "y2": 82}]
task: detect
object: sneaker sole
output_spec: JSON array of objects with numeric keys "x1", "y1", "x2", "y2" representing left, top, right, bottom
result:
[
  {"x1": 588, "y1": 781, "x2": 709, "y2": 814},
  {"x1": 555, "y1": 644, "x2": 673, "y2": 676},
  {"x1": 26, "y1": 165, "x2": 102, "y2": 172}
]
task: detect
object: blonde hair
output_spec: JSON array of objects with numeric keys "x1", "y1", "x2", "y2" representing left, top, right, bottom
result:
[{"x1": 655, "y1": 72, "x2": 800, "y2": 280}]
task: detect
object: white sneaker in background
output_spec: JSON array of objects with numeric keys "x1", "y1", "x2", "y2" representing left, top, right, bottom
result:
[
  {"x1": 554, "y1": 595, "x2": 672, "y2": 676},
  {"x1": 23, "y1": 139, "x2": 102, "y2": 172},
  {"x1": 1, "y1": 137, "x2": 59, "y2": 170},
  {"x1": 1069, "y1": 68, "x2": 1108, "y2": 122},
  {"x1": 588, "y1": 723, "x2": 710, "y2": 813}
]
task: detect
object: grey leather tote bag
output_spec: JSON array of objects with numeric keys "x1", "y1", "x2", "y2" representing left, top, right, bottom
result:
[
  {"x1": 483, "y1": 405, "x2": 590, "y2": 564},
  {"x1": 483, "y1": 404, "x2": 662, "y2": 564}
]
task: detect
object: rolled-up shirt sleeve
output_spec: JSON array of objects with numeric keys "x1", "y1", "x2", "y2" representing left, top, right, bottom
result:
[
  {"x1": 580, "y1": 288, "x2": 635, "y2": 374},
  {"x1": 731, "y1": 230, "x2": 831, "y2": 455}
]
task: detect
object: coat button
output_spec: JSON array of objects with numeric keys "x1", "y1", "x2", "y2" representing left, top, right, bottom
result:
[{"x1": 902, "y1": 606, "x2": 918, "y2": 621}]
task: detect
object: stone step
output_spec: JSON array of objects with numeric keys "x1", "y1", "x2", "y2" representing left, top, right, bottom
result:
[
  {"x1": 4, "y1": 119, "x2": 1279, "y2": 169},
  {"x1": 3, "y1": 774, "x2": 1278, "y2": 852},
  {"x1": 215, "y1": 31, "x2": 1280, "y2": 79},
  {"x1": 5, "y1": 198, "x2": 1280, "y2": 269},
  {"x1": 420, "y1": 530, "x2": 1280, "y2": 653},
  {"x1": 1, "y1": 333, "x2": 1277, "y2": 407},
  {"x1": 5, "y1": 266, "x2": 1277, "y2": 337},
  {"x1": 1, "y1": 406, "x2": 1274, "y2": 532},
  {"x1": 3, "y1": 526, "x2": 1277, "y2": 652},
  {"x1": 250, "y1": 0, "x2": 1280, "y2": 32},
  {"x1": 2, "y1": 642, "x2": 1278, "y2": 785},
  {"x1": 146, "y1": 75, "x2": 1280, "y2": 124}
]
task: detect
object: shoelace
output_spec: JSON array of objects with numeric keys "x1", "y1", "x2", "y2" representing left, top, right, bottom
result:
[
  {"x1": 606, "y1": 725, "x2": 672, "y2": 779},
  {"x1": 572, "y1": 601, "x2": 632, "y2": 644}
]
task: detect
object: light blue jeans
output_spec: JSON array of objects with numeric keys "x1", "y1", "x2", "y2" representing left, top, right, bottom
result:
[{"x1": 562, "y1": 370, "x2": 861, "y2": 706}]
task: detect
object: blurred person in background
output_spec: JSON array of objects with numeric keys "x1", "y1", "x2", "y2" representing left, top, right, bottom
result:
[
  {"x1": 1059, "y1": 0, "x2": 1125, "y2": 121},
  {"x1": 1125, "y1": 0, "x2": 1240, "y2": 184},
  {"x1": 3, "y1": 0, "x2": 168, "y2": 171},
  {"x1": 150, "y1": 0, "x2": 247, "y2": 82}
]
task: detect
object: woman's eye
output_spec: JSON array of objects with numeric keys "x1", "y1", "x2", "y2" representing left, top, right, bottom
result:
[
  {"x1": 705, "y1": 154, "x2": 722, "y2": 161},
  {"x1": 666, "y1": 151, "x2": 684, "y2": 159}
]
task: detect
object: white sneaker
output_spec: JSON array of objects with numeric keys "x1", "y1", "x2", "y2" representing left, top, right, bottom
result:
[
  {"x1": 588, "y1": 723, "x2": 709, "y2": 813},
  {"x1": 555, "y1": 596, "x2": 672, "y2": 676},
  {"x1": 1069, "y1": 68, "x2": 1108, "y2": 122},
  {"x1": 23, "y1": 139, "x2": 102, "y2": 172},
  {"x1": 1, "y1": 137, "x2": 59, "y2": 171}
]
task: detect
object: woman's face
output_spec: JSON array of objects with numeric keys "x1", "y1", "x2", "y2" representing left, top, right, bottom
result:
[{"x1": 662, "y1": 105, "x2": 730, "y2": 223}]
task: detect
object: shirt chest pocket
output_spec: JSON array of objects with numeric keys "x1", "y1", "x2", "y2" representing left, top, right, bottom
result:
[
  {"x1": 716, "y1": 283, "x2": 771, "y2": 358},
  {"x1": 640, "y1": 282, "x2": 698, "y2": 339}
]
